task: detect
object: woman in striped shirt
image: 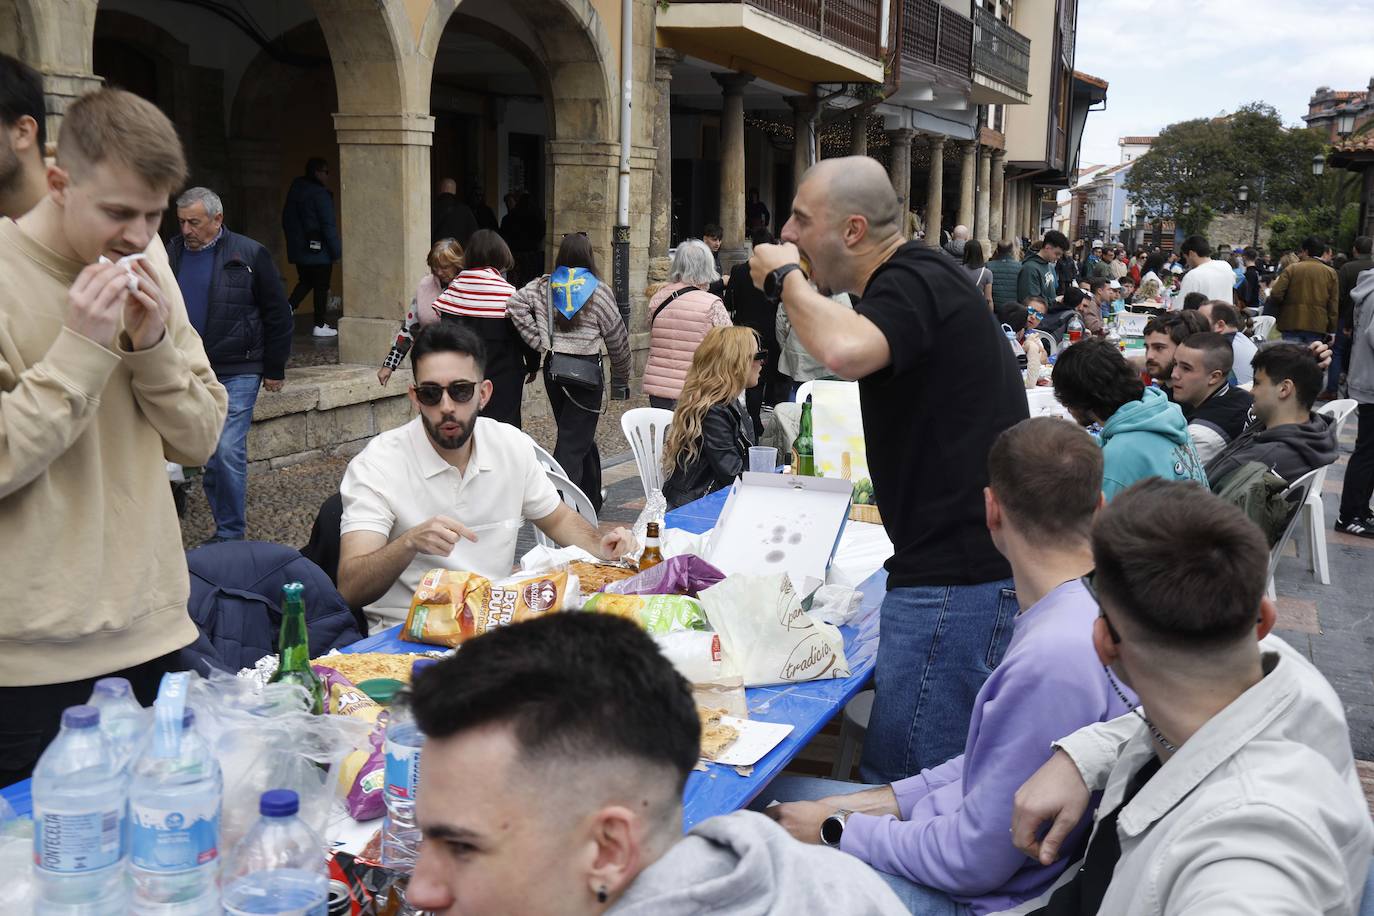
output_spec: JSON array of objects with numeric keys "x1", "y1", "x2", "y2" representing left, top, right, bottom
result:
[{"x1": 433, "y1": 229, "x2": 538, "y2": 427}]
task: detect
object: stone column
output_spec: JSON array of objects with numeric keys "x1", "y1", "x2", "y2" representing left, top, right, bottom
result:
[
  {"x1": 924, "y1": 135, "x2": 945, "y2": 247},
  {"x1": 41, "y1": 71, "x2": 104, "y2": 149},
  {"x1": 1007, "y1": 178, "x2": 1020, "y2": 242},
  {"x1": 649, "y1": 48, "x2": 681, "y2": 269},
  {"x1": 1024, "y1": 184, "x2": 1038, "y2": 238},
  {"x1": 958, "y1": 142, "x2": 976, "y2": 230},
  {"x1": 787, "y1": 94, "x2": 817, "y2": 184},
  {"x1": 850, "y1": 110, "x2": 868, "y2": 156},
  {"x1": 333, "y1": 112, "x2": 436, "y2": 366},
  {"x1": 886, "y1": 128, "x2": 915, "y2": 237},
  {"x1": 714, "y1": 72, "x2": 754, "y2": 270},
  {"x1": 989, "y1": 150, "x2": 1006, "y2": 243},
  {"x1": 974, "y1": 146, "x2": 991, "y2": 251}
]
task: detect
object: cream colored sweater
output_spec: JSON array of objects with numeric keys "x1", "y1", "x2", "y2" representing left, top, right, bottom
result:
[{"x1": 0, "y1": 219, "x2": 228, "y2": 686}]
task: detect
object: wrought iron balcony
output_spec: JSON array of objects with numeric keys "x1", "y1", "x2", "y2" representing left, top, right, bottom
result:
[
  {"x1": 692, "y1": 0, "x2": 884, "y2": 60},
  {"x1": 901, "y1": 0, "x2": 972, "y2": 80},
  {"x1": 972, "y1": 7, "x2": 1029, "y2": 95}
]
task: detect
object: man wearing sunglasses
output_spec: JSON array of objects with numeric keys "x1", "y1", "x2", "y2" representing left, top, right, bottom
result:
[
  {"x1": 1002, "y1": 479, "x2": 1371, "y2": 915},
  {"x1": 336, "y1": 322, "x2": 635, "y2": 623}
]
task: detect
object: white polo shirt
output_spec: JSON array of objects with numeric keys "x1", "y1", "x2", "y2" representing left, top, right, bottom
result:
[
  {"x1": 340, "y1": 416, "x2": 562, "y2": 621},
  {"x1": 1178, "y1": 258, "x2": 1236, "y2": 303}
]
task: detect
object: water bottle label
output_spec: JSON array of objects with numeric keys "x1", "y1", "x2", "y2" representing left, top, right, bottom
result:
[
  {"x1": 33, "y1": 802, "x2": 125, "y2": 872},
  {"x1": 383, "y1": 743, "x2": 420, "y2": 800},
  {"x1": 130, "y1": 794, "x2": 220, "y2": 871}
]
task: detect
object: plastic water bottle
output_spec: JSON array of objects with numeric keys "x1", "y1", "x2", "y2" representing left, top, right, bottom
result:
[
  {"x1": 129, "y1": 708, "x2": 222, "y2": 914},
  {"x1": 31, "y1": 705, "x2": 129, "y2": 915},
  {"x1": 88, "y1": 677, "x2": 148, "y2": 773},
  {"x1": 222, "y1": 789, "x2": 328, "y2": 916},
  {"x1": 381, "y1": 659, "x2": 439, "y2": 871}
]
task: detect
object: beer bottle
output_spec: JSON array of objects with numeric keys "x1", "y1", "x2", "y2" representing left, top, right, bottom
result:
[
  {"x1": 269, "y1": 582, "x2": 324, "y2": 714},
  {"x1": 638, "y1": 522, "x2": 664, "y2": 572},
  {"x1": 792, "y1": 394, "x2": 815, "y2": 477}
]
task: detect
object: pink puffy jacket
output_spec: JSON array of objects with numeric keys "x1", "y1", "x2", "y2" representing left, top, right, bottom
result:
[{"x1": 642, "y1": 283, "x2": 732, "y2": 400}]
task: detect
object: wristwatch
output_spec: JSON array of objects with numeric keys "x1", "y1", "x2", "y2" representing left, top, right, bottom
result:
[
  {"x1": 820, "y1": 808, "x2": 853, "y2": 848},
  {"x1": 764, "y1": 263, "x2": 803, "y2": 305}
]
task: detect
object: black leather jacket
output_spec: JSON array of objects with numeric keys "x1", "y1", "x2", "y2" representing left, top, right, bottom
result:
[{"x1": 663, "y1": 400, "x2": 755, "y2": 509}]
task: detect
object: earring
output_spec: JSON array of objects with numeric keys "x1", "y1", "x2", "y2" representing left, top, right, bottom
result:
[{"x1": 596, "y1": 886, "x2": 608, "y2": 904}]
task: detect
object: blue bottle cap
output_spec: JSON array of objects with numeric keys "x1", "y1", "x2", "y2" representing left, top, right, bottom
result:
[
  {"x1": 182, "y1": 708, "x2": 196, "y2": 729},
  {"x1": 260, "y1": 789, "x2": 299, "y2": 817},
  {"x1": 63, "y1": 705, "x2": 100, "y2": 729},
  {"x1": 411, "y1": 658, "x2": 439, "y2": 678},
  {"x1": 93, "y1": 677, "x2": 133, "y2": 698}
]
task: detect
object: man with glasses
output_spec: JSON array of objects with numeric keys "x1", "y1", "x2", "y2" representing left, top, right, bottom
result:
[
  {"x1": 336, "y1": 322, "x2": 634, "y2": 624},
  {"x1": 1003, "y1": 479, "x2": 1372, "y2": 915}
]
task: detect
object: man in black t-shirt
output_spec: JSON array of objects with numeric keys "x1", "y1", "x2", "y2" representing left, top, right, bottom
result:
[{"x1": 749, "y1": 156, "x2": 1028, "y2": 781}]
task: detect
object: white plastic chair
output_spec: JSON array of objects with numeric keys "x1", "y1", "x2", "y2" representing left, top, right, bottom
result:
[
  {"x1": 1251, "y1": 315, "x2": 1276, "y2": 341},
  {"x1": 794, "y1": 379, "x2": 815, "y2": 404},
  {"x1": 530, "y1": 441, "x2": 569, "y2": 480},
  {"x1": 1031, "y1": 329, "x2": 1059, "y2": 358},
  {"x1": 534, "y1": 468, "x2": 600, "y2": 549},
  {"x1": 1266, "y1": 467, "x2": 1322, "y2": 600},
  {"x1": 1294, "y1": 398, "x2": 1359, "y2": 584},
  {"x1": 620, "y1": 407, "x2": 673, "y2": 499}
]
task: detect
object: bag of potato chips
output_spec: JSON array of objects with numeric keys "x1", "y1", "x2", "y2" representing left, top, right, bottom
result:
[
  {"x1": 401, "y1": 569, "x2": 572, "y2": 648},
  {"x1": 314, "y1": 665, "x2": 387, "y2": 820},
  {"x1": 582, "y1": 592, "x2": 708, "y2": 634}
]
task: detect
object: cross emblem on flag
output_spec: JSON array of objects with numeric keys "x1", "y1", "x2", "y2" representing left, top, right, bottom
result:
[{"x1": 551, "y1": 269, "x2": 588, "y2": 317}]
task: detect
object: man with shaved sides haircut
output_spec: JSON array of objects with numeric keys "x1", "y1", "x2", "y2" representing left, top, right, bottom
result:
[{"x1": 750, "y1": 157, "x2": 1028, "y2": 783}]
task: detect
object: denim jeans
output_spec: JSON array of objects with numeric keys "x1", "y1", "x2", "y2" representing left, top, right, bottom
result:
[
  {"x1": 751, "y1": 776, "x2": 971, "y2": 915},
  {"x1": 202, "y1": 374, "x2": 261, "y2": 539},
  {"x1": 860, "y1": 580, "x2": 1017, "y2": 784}
]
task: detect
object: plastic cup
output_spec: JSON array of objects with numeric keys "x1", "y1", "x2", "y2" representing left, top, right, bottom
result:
[{"x1": 749, "y1": 446, "x2": 779, "y2": 473}]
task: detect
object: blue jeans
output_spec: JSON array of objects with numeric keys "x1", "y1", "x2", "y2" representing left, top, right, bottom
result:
[
  {"x1": 860, "y1": 580, "x2": 1017, "y2": 784},
  {"x1": 202, "y1": 374, "x2": 261, "y2": 539},
  {"x1": 751, "y1": 776, "x2": 971, "y2": 915}
]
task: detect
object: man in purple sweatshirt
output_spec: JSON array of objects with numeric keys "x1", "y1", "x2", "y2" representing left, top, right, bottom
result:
[{"x1": 761, "y1": 417, "x2": 1134, "y2": 914}]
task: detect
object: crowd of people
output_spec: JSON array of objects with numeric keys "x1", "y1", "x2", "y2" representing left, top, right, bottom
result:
[{"x1": 3, "y1": 47, "x2": 1374, "y2": 915}]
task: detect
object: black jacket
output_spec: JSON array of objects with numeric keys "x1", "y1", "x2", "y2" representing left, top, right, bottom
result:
[
  {"x1": 1182, "y1": 383, "x2": 1255, "y2": 444},
  {"x1": 433, "y1": 192, "x2": 478, "y2": 246},
  {"x1": 281, "y1": 176, "x2": 341, "y2": 266},
  {"x1": 663, "y1": 400, "x2": 755, "y2": 509},
  {"x1": 167, "y1": 229, "x2": 294, "y2": 380},
  {"x1": 723, "y1": 262, "x2": 780, "y2": 372}
]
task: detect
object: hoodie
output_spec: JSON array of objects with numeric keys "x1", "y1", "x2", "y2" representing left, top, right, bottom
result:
[
  {"x1": 1348, "y1": 267, "x2": 1374, "y2": 405},
  {"x1": 1099, "y1": 386, "x2": 1209, "y2": 500},
  {"x1": 1017, "y1": 253, "x2": 1059, "y2": 303},
  {"x1": 608, "y1": 811, "x2": 908, "y2": 916},
  {"x1": 1206, "y1": 412, "x2": 1339, "y2": 486}
]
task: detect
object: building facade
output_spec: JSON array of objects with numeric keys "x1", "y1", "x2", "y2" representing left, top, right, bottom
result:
[{"x1": 1305, "y1": 80, "x2": 1374, "y2": 144}]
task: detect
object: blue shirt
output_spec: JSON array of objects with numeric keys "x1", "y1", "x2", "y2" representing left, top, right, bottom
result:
[{"x1": 176, "y1": 246, "x2": 215, "y2": 335}]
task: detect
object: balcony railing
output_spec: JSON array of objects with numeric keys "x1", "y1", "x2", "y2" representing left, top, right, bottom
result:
[
  {"x1": 901, "y1": 0, "x2": 972, "y2": 79},
  {"x1": 693, "y1": 0, "x2": 883, "y2": 60},
  {"x1": 972, "y1": 7, "x2": 1029, "y2": 94}
]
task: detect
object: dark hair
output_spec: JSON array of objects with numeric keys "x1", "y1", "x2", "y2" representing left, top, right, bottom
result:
[
  {"x1": 1182, "y1": 291, "x2": 1208, "y2": 311},
  {"x1": 750, "y1": 227, "x2": 774, "y2": 246},
  {"x1": 1052, "y1": 337, "x2": 1145, "y2": 420},
  {"x1": 1061, "y1": 284, "x2": 1087, "y2": 311},
  {"x1": 410, "y1": 613, "x2": 699, "y2": 790},
  {"x1": 1355, "y1": 236, "x2": 1373, "y2": 257},
  {"x1": 1206, "y1": 301, "x2": 1240, "y2": 329},
  {"x1": 1178, "y1": 331, "x2": 1233, "y2": 377},
  {"x1": 1042, "y1": 230, "x2": 1070, "y2": 251},
  {"x1": 702, "y1": 224, "x2": 723, "y2": 239},
  {"x1": 1088, "y1": 278, "x2": 1110, "y2": 295},
  {"x1": 1144, "y1": 251, "x2": 1167, "y2": 277},
  {"x1": 1242, "y1": 247, "x2": 1258, "y2": 261},
  {"x1": 1024, "y1": 295, "x2": 1048, "y2": 309},
  {"x1": 1144, "y1": 310, "x2": 1209, "y2": 344},
  {"x1": 0, "y1": 53, "x2": 46, "y2": 152},
  {"x1": 1180, "y1": 235, "x2": 1211, "y2": 258},
  {"x1": 305, "y1": 156, "x2": 327, "y2": 177},
  {"x1": 410, "y1": 319, "x2": 488, "y2": 377},
  {"x1": 463, "y1": 228, "x2": 515, "y2": 272},
  {"x1": 996, "y1": 301, "x2": 1028, "y2": 333},
  {"x1": 1301, "y1": 235, "x2": 1325, "y2": 257},
  {"x1": 1093, "y1": 478, "x2": 1267, "y2": 648},
  {"x1": 1251, "y1": 342, "x2": 1323, "y2": 409},
  {"x1": 963, "y1": 240, "x2": 987, "y2": 269},
  {"x1": 555, "y1": 232, "x2": 598, "y2": 276},
  {"x1": 994, "y1": 239, "x2": 1014, "y2": 258},
  {"x1": 988, "y1": 417, "x2": 1103, "y2": 541}
]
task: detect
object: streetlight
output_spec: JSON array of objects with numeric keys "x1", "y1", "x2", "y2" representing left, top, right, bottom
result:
[
  {"x1": 1312, "y1": 154, "x2": 1326, "y2": 177},
  {"x1": 1245, "y1": 176, "x2": 1266, "y2": 248},
  {"x1": 1337, "y1": 111, "x2": 1356, "y2": 138},
  {"x1": 1238, "y1": 184, "x2": 1249, "y2": 205}
]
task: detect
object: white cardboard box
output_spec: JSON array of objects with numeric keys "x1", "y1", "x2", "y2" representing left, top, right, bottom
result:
[{"x1": 705, "y1": 472, "x2": 853, "y2": 590}]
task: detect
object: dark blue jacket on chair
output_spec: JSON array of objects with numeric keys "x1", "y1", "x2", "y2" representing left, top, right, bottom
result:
[
  {"x1": 178, "y1": 540, "x2": 364, "y2": 675},
  {"x1": 167, "y1": 228, "x2": 294, "y2": 381}
]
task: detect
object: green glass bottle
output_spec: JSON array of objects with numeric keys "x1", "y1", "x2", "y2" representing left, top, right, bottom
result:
[
  {"x1": 793, "y1": 394, "x2": 815, "y2": 477},
  {"x1": 268, "y1": 581, "x2": 324, "y2": 714}
]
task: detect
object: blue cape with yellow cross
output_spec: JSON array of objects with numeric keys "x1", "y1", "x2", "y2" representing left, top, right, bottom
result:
[{"x1": 550, "y1": 266, "x2": 598, "y2": 320}]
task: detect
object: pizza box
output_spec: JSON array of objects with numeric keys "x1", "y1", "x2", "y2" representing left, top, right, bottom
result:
[{"x1": 704, "y1": 472, "x2": 853, "y2": 591}]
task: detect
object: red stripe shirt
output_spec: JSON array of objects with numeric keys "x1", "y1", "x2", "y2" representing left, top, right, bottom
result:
[{"x1": 433, "y1": 267, "x2": 516, "y2": 319}]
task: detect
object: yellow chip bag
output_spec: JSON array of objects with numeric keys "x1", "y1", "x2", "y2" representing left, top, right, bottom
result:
[{"x1": 401, "y1": 569, "x2": 570, "y2": 647}]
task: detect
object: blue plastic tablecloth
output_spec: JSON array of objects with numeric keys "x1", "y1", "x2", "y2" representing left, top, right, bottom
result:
[{"x1": 0, "y1": 488, "x2": 887, "y2": 831}]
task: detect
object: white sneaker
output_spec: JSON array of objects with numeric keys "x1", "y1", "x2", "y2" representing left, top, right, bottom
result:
[{"x1": 312, "y1": 324, "x2": 338, "y2": 338}]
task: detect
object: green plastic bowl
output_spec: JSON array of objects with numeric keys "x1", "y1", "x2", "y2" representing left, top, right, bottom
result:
[{"x1": 357, "y1": 677, "x2": 404, "y2": 705}]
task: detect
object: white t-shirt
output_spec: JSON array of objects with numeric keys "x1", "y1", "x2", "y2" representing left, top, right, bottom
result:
[
  {"x1": 1178, "y1": 258, "x2": 1236, "y2": 303},
  {"x1": 340, "y1": 416, "x2": 563, "y2": 621},
  {"x1": 1231, "y1": 331, "x2": 1258, "y2": 385}
]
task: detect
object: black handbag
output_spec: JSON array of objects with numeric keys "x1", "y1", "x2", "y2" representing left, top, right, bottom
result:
[{"x1": 545, "y1": 283, "x2": 603, "y2": 391}]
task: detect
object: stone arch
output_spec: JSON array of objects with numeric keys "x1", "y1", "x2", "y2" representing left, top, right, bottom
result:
[{"x1": 307, "y1": 0, "x2": 413, "y2": 115}]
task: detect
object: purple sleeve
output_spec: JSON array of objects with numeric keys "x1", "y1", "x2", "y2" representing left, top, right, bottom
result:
[
  {"x1": 889, "y1": 754, "x2": 966, "y2": 819},
  {"x1": 840, "y1": 663, "x2": 1111, "y2": 895}
]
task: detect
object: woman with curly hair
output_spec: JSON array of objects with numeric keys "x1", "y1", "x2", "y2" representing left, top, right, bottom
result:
[{"x1": 661, "y1": 326, "x2": 763, "y2": 509}]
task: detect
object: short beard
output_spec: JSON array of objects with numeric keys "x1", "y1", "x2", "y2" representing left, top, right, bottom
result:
[
  {"x1": 422, "y1": 411, "x2": 474, "y2": 451},
  {"x1": 0, "y1": 143, "x2": 20, "y2": 196}
]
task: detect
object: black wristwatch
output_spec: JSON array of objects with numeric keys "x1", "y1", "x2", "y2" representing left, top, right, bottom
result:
[
  {"x1": 764, "y1": 263, "x2": 803, "y2": 305},
  {"x1": 820, "y1": 808, "x2": 853, "y2": 848}
]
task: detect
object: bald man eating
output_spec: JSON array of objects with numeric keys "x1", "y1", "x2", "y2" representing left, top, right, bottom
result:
[{"x1": 750, "y1": 157, "x2": 1029, "y2": 783}]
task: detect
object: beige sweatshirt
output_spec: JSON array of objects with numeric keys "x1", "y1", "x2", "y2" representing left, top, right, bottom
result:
[{"x1": 0, "y1": 219, "x2": 228, "y2": 686}]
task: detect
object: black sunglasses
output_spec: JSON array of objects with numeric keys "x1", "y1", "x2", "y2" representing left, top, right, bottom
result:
[
  {"x1": 414, "y1": 381, "x2": 478, "y2": 407},
  {"x1": 753, "y1": 349, "x2": 768, "y2": 362},
  {"x1": 1081, "y1": 571, "x2": 1122, "y2": 644}
]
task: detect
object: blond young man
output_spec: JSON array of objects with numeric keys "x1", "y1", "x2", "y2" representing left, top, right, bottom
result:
[{"x1": 0, "y1": 89, "x2": 227, "y2": 784}]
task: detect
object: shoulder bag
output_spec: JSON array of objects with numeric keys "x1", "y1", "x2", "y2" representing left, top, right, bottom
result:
[{"x1": 545, "y1": 280, "x2": 604, "y2": 393}]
